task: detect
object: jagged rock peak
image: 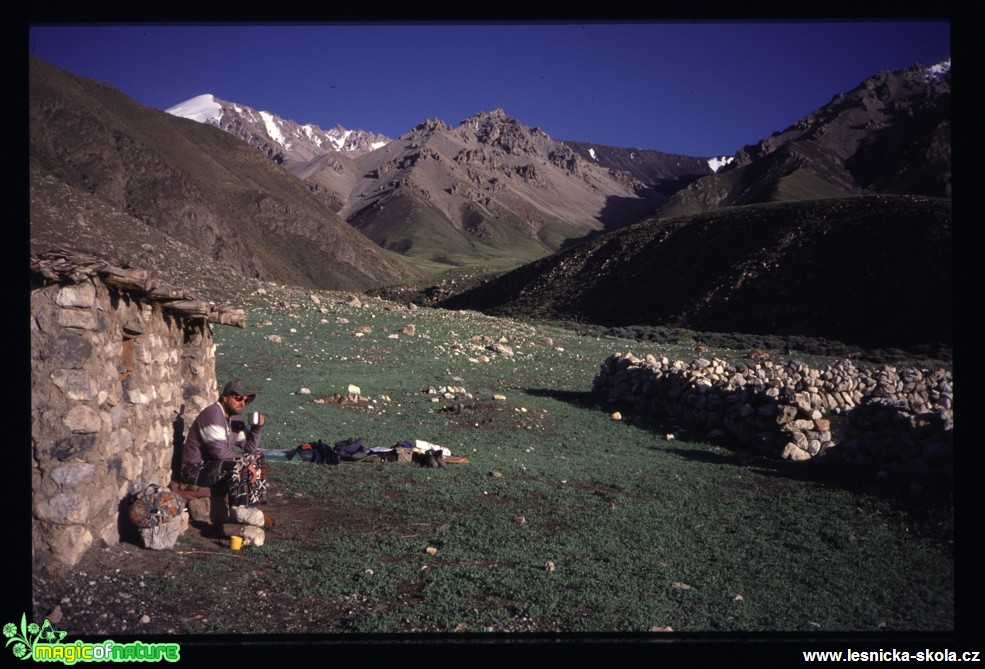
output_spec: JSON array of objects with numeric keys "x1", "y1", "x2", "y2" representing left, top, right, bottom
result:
[
  {"x1": 458, "y1": 108, "x2": 552, "y2": 155},
  {"x1": 461, "y1": 107, "x2": 511, "y2": 124},
  {"x1": 402, "y1": 117, "x2": 452, "y2": 140},
  {"x1": 460, "y1": 108, "x2": 549, "y2": 135}
]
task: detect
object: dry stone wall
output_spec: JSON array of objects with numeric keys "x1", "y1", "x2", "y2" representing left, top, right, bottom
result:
[
  {"x1": 31, "y1": 275, "x2": 218, "y2": 569},
  {"x1": 592, "y1": 352, "x2": 953, "y2": 480}
]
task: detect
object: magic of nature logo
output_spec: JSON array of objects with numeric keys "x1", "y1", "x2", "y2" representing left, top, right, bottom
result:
[{"x1": 4, "y1": 613, "x2": 180, "y2": 664}]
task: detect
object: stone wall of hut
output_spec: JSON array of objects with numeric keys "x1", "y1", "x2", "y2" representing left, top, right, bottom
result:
[
  {"x1": 592, "y1": 353, "x2": 953, "y2": 480},
  {"x1": 31, "y1": 275, "x2": 218, "y2": 569}
]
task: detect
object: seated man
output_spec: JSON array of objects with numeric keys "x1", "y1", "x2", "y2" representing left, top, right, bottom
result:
[{"x1": 179, "y1": 379, "x2": 271, "y2": 522}]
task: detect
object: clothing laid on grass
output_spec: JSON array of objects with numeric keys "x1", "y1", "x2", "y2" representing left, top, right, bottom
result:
[
  {"x1": 180, "y1": 401, "x2": 268, "y2": 506},
  {"x1": 266, "y1": 438, "x2": 468, "y2": 466}
]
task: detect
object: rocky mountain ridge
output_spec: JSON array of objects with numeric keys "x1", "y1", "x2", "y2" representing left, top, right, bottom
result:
[
  {"x1": 330, "y1": 108, "x2": 682, "y2": 264},
  {"x1": 165, "y1": 58, "x2": 950, "y2": 272},
  {"x1": 171, "y1": 99, "x2": 712, "y2": 267},
  {"x1": 561, "y1": 140, "x2": 723, "y2": 192},
  {"x1": 657, "y1": 59, "x2": 950, "y2": 217},
  {"x1": 166, "y1": 93, "x2": 390, "y2": 163}
]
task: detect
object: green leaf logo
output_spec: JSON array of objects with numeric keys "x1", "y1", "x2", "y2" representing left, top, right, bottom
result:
[{"x1": 3, "y1": 613, "x2": 66, "y2": 661}]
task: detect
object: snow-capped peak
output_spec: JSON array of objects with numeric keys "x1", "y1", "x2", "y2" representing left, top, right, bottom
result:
[
  {"x1": 166, "y1": 94, "x2": 222, "y2": 123},
  {"x1": 707, "y1": 156, "x2": 733, "y2": 172},
  {"x1": 166, "y1": 94, "x2": 391, "y2": 160},
  {"x1": 925, "y1": 58, "x2": 950, "y2": 80},
  {"x1": 259, "y1": 110, "x2": 285, "y2": 146}
]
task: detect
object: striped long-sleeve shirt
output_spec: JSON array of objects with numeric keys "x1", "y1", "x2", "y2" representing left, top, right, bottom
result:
[{"x1": 181, "y1": 401, "x2": 261, "y2": 464}]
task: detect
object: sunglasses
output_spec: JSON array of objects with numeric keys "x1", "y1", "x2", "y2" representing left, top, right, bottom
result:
[{"x1": 229, "y1": 393, "x2": 254, "y2": 404}]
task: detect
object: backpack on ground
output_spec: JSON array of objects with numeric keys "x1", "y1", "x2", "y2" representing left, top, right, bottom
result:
[
  {"x1": 127, "y1": 483, "x2": 186, "y2": 550},
  {"x1": 296, "y1": 439, "x2": 340, "y2": 464}
]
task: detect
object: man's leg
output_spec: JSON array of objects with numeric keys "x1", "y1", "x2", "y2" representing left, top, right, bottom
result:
[{"x1": 227, "y1": 452, "x2": 268, "y2": 507}]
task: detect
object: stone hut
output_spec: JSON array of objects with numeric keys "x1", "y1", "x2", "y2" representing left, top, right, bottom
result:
[{"x1": 30, "y1": 247, "x2": 246, "y2": 570}]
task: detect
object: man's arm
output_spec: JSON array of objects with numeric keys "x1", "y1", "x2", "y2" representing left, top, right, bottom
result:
[
  {"x1": 242, "y1": 420, "x2": 262, "y2": 453},
  {"x1": 231, "y1": 415, "x2": 262, "y2": 454}
]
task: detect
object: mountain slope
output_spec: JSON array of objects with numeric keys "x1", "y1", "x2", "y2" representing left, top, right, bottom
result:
[
  {"x1": 560, "y1": 140, "x2": 716, "y2": 197},
  {"x1": 29, "y1": 56, "x2": 421, "y2": 292},
  {"x1": 657, "y1": 60, "x2": 951, "y2": 217},
  {"x1": 439, "y1": 195, "x2": 951, "y2": 350},
  {"x1": 330, "y1": 110, "x2": 683, "y2": 266}
]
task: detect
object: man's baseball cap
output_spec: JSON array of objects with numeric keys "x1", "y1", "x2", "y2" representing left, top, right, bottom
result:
[{"x1": 221, "y1": 379, "x2": 257, "y2": 401}]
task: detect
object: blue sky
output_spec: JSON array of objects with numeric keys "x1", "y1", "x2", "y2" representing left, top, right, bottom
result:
[{"x1": 29, "y1": 21, "x2": 950, "y2": 157}]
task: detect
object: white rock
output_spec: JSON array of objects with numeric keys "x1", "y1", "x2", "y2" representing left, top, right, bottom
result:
[
  {"x1": 241, "y1": 525, "x2": 265, "y2": 547},
  {"x1": 230, "y1": 506, "x2": 265, "y2": 527}
]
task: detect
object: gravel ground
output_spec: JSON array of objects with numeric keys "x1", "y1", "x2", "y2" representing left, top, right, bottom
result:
[{"x1": 30, "y1": 487, "x2": 560, "y2": 639}]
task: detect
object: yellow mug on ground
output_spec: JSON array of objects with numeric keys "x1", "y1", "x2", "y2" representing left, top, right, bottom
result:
[{"x1": 230, "y1": 535, "x2": 244, "y2": 550}]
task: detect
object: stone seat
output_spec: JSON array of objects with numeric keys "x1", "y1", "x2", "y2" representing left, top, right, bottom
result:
[
  {"x1": 168, "y1": 479, "x2": 220, "y2": 499},
  {"x1": 168, "y1": 480, "x2": 229, "y2": 525},
  {"x1": 168, "y1": 480, "x2": 267, "y2": 546}
]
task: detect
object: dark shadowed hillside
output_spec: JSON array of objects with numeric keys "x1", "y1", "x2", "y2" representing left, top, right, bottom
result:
[
  {"x1": 439, "y1": 196, "x2": 951, "y2": 351},
  {"x1": 29, "y1": 56, "x2": 421, "y2": 292}
]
